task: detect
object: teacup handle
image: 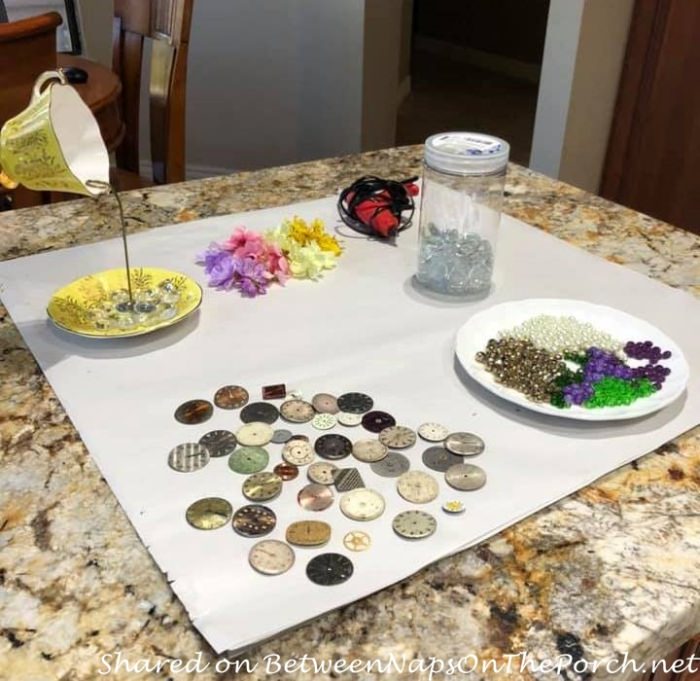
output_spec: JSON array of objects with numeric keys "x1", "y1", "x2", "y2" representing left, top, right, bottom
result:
[{"x1": 31, "y1": 70, "x2": 68, "y2": 103}]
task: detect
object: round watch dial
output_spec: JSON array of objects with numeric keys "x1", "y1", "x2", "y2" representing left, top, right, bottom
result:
[
  {"x1": 199, "y1": 430, "x2": 237, "y2": 458},
  {"x1": 370, "y1": 451, "x2": 411, "y2": 478},
  {"x1": 249, "y1": 540, "x2": 295, "y2": 575},
  {"x1": 273, "y1": 462, "x2": 299, "y2": 481},
  {"x1": 228, "y1": 446, "x2": 269, "y2": 474},
  {"x1": 308, "y1": 461, "x2": 338, "y2": 485},
  {"x1": 271, "y1": 429, "x2": 293, "y2": 444},
  {"x1": 339, "y1": 488, "x2": 386, "y2": 521},
  {"x1": 232, "y1": 504, "x2": 276, "y2": 537},
  {"x1": 168, "y1": 443, "x2": 210, "y2": 472},
  {"x1": 185, "y1": 497, "x2": 232, "y2": 530},
  {"x1": 312, "y1": 393, "x2": 339, "y2": 414},
  {"x1": 314, "y1": 433, "x2": 352, "y2": 460},
  {"x1": 336, "y1": 392, "x2": 374, "y2": 414},
  {"x1": 285, "y1": 520, "x2": 331, "y2": 546},
  {"x1": 236, "y1": 421, "x2": 274, "y2": 447},
  {"x1": 337, "y1": 412, "x2": 362, "y2": 427},
  {"x1": 396, "y1": 470, "x2": 439, "y2": 504},
  {"x1": 174, "y1": 399, "x2": 213, "y2": 425},
  {"x1": 312, "y1": 413, "x2": 337, "y2": 430},
  {"x1": 297, "y1": 483, "x2": 334, "y2": 511},
  {"x1": 343, "y1": 531, "x2": 371, "y2": 552},
  {"x1": 444, "y1": 432, "x2": 485, "y2": 457},
  {"x1": 352, "y1": 439, "x2": 388, "y2": 463},
  {"x1": 445, "y1": 463, "x2": 487, "y2": 491},
  {"x1": 240, "y1": 401, "x2": 279, "y2": 424},
  {"x1": 378, "y1": 425, "x2": 417, "y2": 449},
  {"x1": 280, "y1": 399, "x2": 315, "y2": 424},
  {"x1": 392, "y1": 510, "x2": 437, "y2": 539},
  {"x1": 306, "y1": 553, "x2": 354, "y2": 586},
  {"x1": 421, "y1": 446, "x2": 463, "y2": 472},
  {"x1": 417, "y1": 422, "x2": 449, "y2": 442},
  {"x1": 361, "y1": 410, "x2": 396, "y2": 433},
  {"x1": 214, "y1": 385, "x2": 249, "y2": 410},
  {"x1": 242, "y1": 472, "x2": 283, "y2": 501},
  {"x1": 282, "y1": 440, "x2": 315, "y2": 466}
]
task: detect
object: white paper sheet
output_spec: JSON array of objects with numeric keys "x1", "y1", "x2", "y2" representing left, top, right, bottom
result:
[{"x1": 1, "y1": 196, "x2": 699, "y2": 654}]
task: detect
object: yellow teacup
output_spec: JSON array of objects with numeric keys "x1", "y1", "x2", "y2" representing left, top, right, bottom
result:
[{"x1": 0, "y1": 70, "x2": 108, "y2": 195}]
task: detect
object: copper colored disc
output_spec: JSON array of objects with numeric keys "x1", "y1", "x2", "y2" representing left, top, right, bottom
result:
[
  {"x1": 297, "y1": 483, "x2": 334, "y2": 511},
  {"x1": 232, "y1": 504, "x2": 277, "y2": 537},
  {"x1": 274, "y1": 462, "x2": 299, "y2": 481},
  {"x1": 214, "y1": 385, "x2": 249, "y2": 409},
  {"x1": 174, "y1": 399, "x2": 213, "y2": 425}
]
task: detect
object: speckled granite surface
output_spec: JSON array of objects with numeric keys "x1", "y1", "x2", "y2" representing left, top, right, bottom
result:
[{"x1": 1, "y1": 147, "x2": 699, "y2": 681}]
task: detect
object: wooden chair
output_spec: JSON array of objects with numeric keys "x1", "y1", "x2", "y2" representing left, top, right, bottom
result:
[
  {"x1": 112, "y1": 0, "x2": 194, "y2": 189},
  {"x1": 0, "y1": 12, "x2": 61, "y2": 209}
]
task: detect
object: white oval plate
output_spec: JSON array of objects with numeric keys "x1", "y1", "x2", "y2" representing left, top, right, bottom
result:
[{"x1": 455, "y1": 298, "x2": 689, "y2": 421}]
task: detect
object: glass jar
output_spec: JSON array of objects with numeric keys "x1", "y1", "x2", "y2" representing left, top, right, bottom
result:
[{"x1": 416, "y1": 132, "x2": 509, "y2": 296}]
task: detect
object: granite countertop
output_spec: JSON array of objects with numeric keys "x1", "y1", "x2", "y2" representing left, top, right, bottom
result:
[{"x1": 1, "y1": 146, "x2": 699, "y2": 681}]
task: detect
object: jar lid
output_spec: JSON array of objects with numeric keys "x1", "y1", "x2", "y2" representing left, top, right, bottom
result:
[{"x1": 424, "y1": 132, "x2": 509, "y2": 176}]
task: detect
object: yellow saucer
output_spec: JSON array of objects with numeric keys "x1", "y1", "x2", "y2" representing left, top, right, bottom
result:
[{"x1": 47, "y1": 267, "x2": 203, "y2": 338}]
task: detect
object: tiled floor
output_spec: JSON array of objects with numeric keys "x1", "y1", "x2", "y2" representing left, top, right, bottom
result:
[{"x1": 396, "y1": 50, "x2": 540, "y2": 165}]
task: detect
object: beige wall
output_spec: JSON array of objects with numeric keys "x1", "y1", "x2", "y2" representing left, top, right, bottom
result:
[
  {"x1": 76, "y1": 0, "x2": 112, "y2": 66},
  {"x1": 530, "y1": 0, "x2": 634, "y2": 193},
  {"x1": 558, "y1": 0, "x2": 634, "y2": 191},
  {"x1": 361, "y1": 0, "x2": 404, "y2": 151}
]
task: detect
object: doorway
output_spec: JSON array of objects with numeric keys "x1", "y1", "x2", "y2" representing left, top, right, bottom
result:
[{"x1": 396, "y1": 0, "x2": 550, "y2": 165}]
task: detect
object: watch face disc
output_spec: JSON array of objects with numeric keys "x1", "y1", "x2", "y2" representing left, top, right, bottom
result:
[
  {"x1": 378, "y1": 425, "x2": 417, "y2": 449},
  {"x1": 308, "y1": 461, "x2": 338, "y2": 485},
  {"x1": 214, "y1": 385, "x2": 249, "y2": 409},
  {"x1": 444, "y1": 432, "x2": 485, "y2": 457},
  {"x1": 232, "y1": 504, "x2": 277, "y2": 537},
  {"x1": 339, "y1": 488, "x2": 386, "y2": 521},
  {"x1": 249, "y1": 540, "x2": 295, "y2": 575},
  {"x1": 312, "y1": 413, "x2": 337, "y2": 430},
  {"x1": 271, "y1": 429, "x2": 293, "y2": 444},
  {"x1": 336, "y1": 392, "x2": 374, "y2": 414},
  {"x1": 361, "y1": 410, "x2": 396, "y2": 433},
  {"x1": 242, "y1": 472, "x2": 283, "y2": 501},
  {"x1": 286, "y1": 520, "x2": 331, "y2": 546},
  {"x1": 445, "y1": 463, "x2": 487, "y2": 491},
  {"x1": 174, "y1": 399, "x2": 213, "y2": 425},
  {"x1": 306, "y1": 553, "x2": 354, "y2": 586},
  {"x1": 168, "y1": 443, "x2": 210, "y2": 472},
  {"x1": 199, "y1": 430, "x2": 237, "y2": 457},
  {"x1": 417, "y1": 422, "x2": 449, "y2": 442},
  {"x1": 236, "y1": 421, "x2": 274, "y2": 447},
  {"x1": 185, "y1": 497, "x2": 232, "y2": 530},
  {"x1": 312, "y1": 393, "x2": 339, "y2": 414},
  {"x1": 421, "y1": 446, "x2": 463, "y2": 472},
  {"x1": 352, "y1": 439, "x2": 388, "y2": 463},
  {"x1": 297, "y1": 483, "x2": 334, "y2": 511},
  {"x1": 228, "y1": 446, "x2": 269, "y2": 474},
  {"x1": 273, "y1": 462, "x2": 299, "y2": 481},
  {"x1": 314, "y1": 433, "x2": 352, "y2": 460},
  {"x1": 392, "y1": 510, "x2": 437, "y2": 539},
  {"x1": 240, "y1": 402, "x2": 280, "y2": 424},
  {"x1": 396, "y1": 470, "x2": 439, "y2": 504},
  {"x1": 282, "y1": 439, "x2": 315, "y2": 466},
  {"x1": 370, "y1": 451, "x2": 410, "y2": 478},
  {"x1": 337, "y1": 412, "x2": 362, "y2": 427},
  {"x1": 280, "y1": 399, "x2": 315, "y2": 424}
]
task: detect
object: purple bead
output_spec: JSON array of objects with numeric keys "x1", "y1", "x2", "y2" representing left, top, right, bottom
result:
[{"x1": 662, "y1": 350, "x2": 672, "y2": 359}]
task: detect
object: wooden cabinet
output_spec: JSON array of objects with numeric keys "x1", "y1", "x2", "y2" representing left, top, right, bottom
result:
[{"x1": 601, "y1": 0, "x2": 700, "y2": 234}]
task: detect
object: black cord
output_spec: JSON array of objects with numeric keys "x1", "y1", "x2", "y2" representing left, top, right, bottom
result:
[{"x1": 338, "y1": 175, "x2": 418, "y2": 237}]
